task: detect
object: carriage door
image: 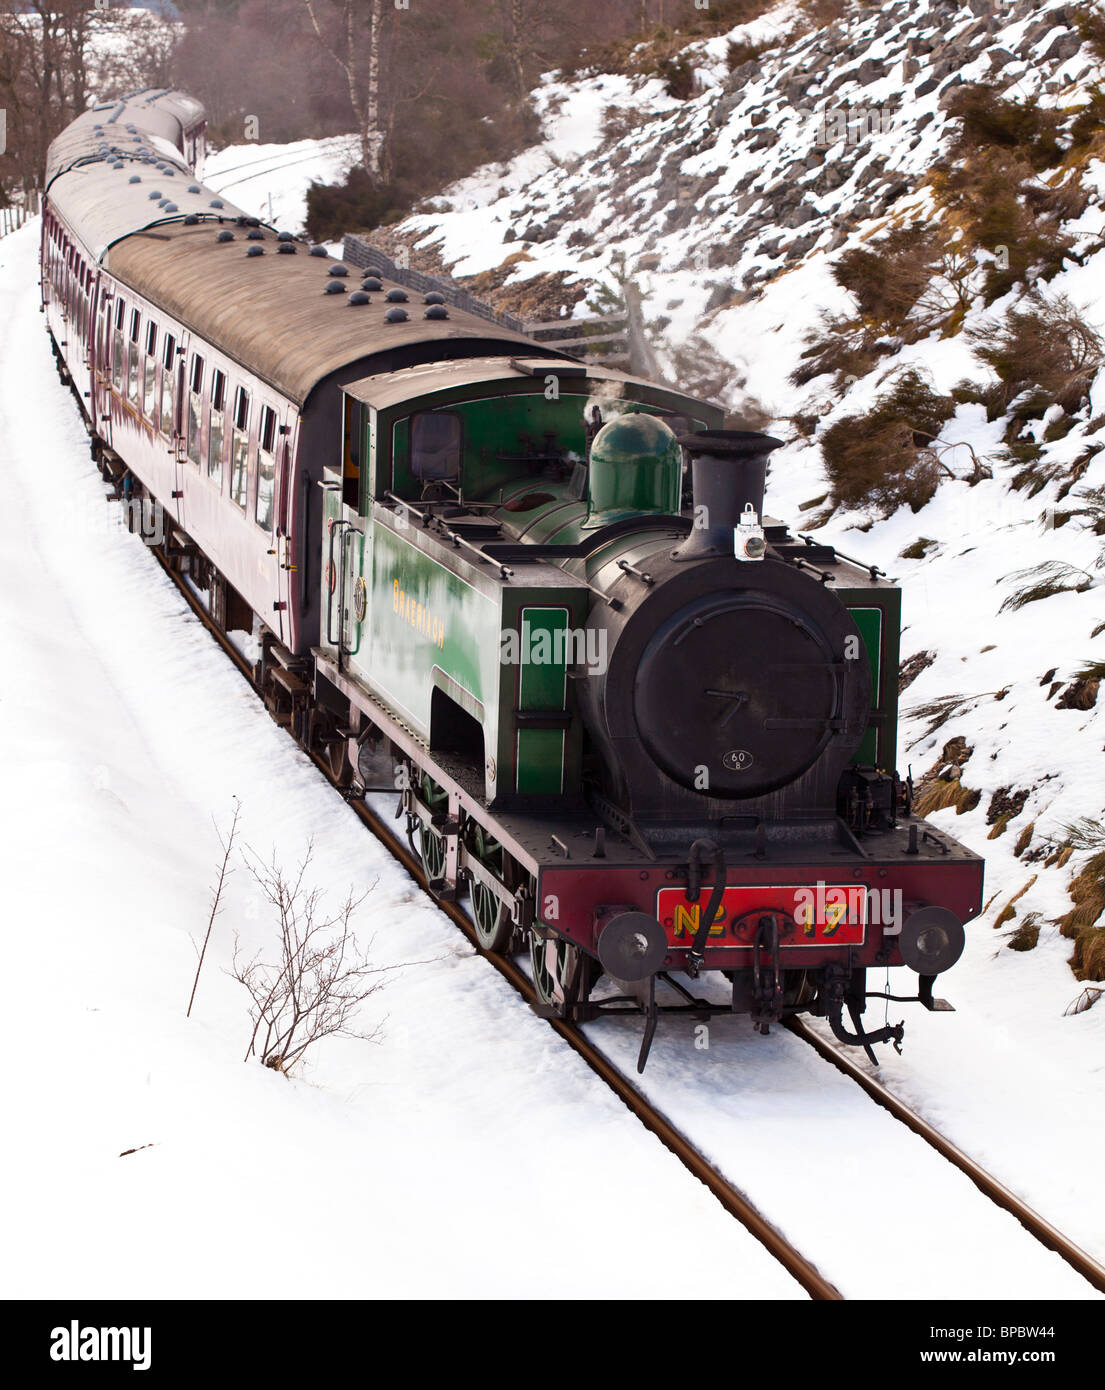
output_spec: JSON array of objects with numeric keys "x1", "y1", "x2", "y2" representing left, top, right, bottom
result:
[
  {"x1": 172, "y1": 332, "x2": 188, "y2": 480},
  {"x1": 340, "y1": 522, "x2": 364, "y2": 659},
  {"x1": 95, "y1": 290, "x2": 112, "y2": 449},
  {"x1": 275, "y1": 421, "x2": 292, "y2": 646},
  {"x1": 339, "y1": 397, "x2": 367, "y2": 660},
  {"x1": 256, "y1": 403, "x2": 285, "y2": 644}
]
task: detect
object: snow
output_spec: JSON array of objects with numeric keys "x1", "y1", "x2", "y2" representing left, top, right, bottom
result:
[
  {"x1": 5, "y1": 0, "x2": 1105, "y2": 1300},
  {"x1": 0, "y1": 224, "x2": 802, "y2": 1301},
  {"x1": 204, "y1": 136, "x2": 361, "y2": 236},
  {"x1": 4, "y1": 202, "x2": 1103, "y2": 1297}
]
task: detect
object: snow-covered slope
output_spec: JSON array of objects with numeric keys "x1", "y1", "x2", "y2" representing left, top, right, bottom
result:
[{"x1": 2, "y1": 211, "x2": 1102, "y2": 1295}]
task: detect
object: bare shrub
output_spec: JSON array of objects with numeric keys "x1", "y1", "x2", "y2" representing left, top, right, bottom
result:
[
  {"x1": 231, "y1": 844, "x2": 385, "y2": 1073},
  {"x1": 1065, "y1": 986, "x2": 1104, "y2": 1016},
  {"x1": 789, "y1": 313, "x2": 886, "y2": 389},
  {"x1": 818, "y1": 369, "x2": 957, "y2": 514},
  {"x1": 830, "y1": 225, "x2": 980, "y2": 338},
  {"x1": 933, "y1": 145, "x2": 1074, "y2": 301},
  {"x1": 946, "y1": 84, "x2": 1064, "y2": 171},
  {"x1": 968, "y1": 293, "x2": 1105, "y2": 419}
]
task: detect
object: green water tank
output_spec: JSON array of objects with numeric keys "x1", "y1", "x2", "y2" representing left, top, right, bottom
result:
[{"x1": 583, "y1": 412, "x2": 681, "y2": 529}]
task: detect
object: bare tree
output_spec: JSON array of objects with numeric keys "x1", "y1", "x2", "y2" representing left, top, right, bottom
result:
[
  {"x1": 0, "y1": 0, "x2": 93, "y2": 195},
  {"x1": 302, "y1": 0, "x2": 388, "y2": 181},
  {"x1": 187, "y1": 798, "x2": 242, "y2": 1018},
  {"x1": 230, "y1": 842, "x2": 385, "y2": 1072}
]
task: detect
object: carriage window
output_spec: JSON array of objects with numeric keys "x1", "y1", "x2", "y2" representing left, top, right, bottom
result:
[
  {"x1": 230, "y1": 386, "x2": 250, "y2": 510},
  {"x1": 142, "y1": 322, "x2": 158, "y2": 419},
  {"x1": 127, "y1": 310, "x2": 141, "y2": 405},
  {"x1": 160, "y1": 333, "x2": 176, "y2": 435},
  {"x1": 256, "y1": 405, "x2": 277, "y2": 532},
  {"x1": 411, "y1": 411, "x2": 461, "y2": 482},
  {"x1": 187, "y1": 354, "x2": 204, "y2": 464},
  {"x1": 208, "y1": 369, "x2": 227, "y2": 487},
  {"x1": 112, "y1": 299, "x2": 125, "y2": 391}
]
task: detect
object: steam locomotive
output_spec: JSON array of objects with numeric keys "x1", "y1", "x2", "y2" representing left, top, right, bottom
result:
[{"x1": 41, "y1": 90, "x2": 983, "y2": 1070}]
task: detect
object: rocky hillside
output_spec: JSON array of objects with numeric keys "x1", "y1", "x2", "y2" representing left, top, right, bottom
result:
[{"x1": 381, "y1": 0, "x2": 1105, "y2": 1001}]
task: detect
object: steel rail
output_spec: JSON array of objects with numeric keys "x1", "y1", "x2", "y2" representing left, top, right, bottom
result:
[{"x1": 785, "y1": 1017, "x2": 1105, "y2": 1295}]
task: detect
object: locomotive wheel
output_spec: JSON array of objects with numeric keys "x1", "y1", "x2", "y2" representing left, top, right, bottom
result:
[
  {"x1": 418, "y1": 773, "x2": 448, "y2": 884},
  {"x1": 469, "y1": 826, "x2": 513, "y2": 953},
  {"x1": 327, "y1": 732, "x2": 353, "y2": 787},
  {"x1": 530, "y1": 933, "x2": 598, "y2": 1018}
]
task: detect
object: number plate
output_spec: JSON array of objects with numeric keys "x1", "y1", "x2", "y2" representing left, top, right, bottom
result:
[{"x1": 655, "y1": 884, "x2": 867, "y2": 949}]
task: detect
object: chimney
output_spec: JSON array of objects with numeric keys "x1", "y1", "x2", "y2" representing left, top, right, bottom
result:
[{"x1": 672, "y1": 430, "x2": 783, "y2": 561}]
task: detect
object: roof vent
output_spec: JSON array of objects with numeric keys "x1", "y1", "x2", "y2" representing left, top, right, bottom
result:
[
  {"x1": 246, "y1": 245, "x2": 264, "y2": 257},
  {"x1": 209, "y1": 199, "x2": 224, "y2": 209},
  {"x1": 164, "y1": 203, "x2": 179, "y2": 213},
  {"x1": 277, "y1": 242, "x2": 296, "y2": 254},
  {"x1": 425, "y1": 305, "x2": 448, "y2": 320},
  {"x1": 424, "y1": 291, "x2": 445, "y2": 305},
  {"x1": 324, "y1": 279, "x2": 346, "y2": 294},
  {"x1": 329, "y1": 263, "x2": 349, "y2": 276},
  {"x1": 246, "y1": 228, "x2": 264, "y2": 240},
  {"x1": 348, "y1": 291, "x2": 370, "y2": 306},
  {"x1": 361, "y1": 276, "x2": 383, "y2": 291},
  {"x1": 128, "y1": 175, "x2": 141, "y2": 184},
  {"x1": 217, "y1": 230, "x2": 235, "y2": 242},
  {"x1": 148, "y1": 190, "x2": 162, "y2": 199},
  {"x1": 309, "y1": 245, "x2": 328, "y2": 257},
  {"x1": 184, "y1": 214, "x2": 199, "y2": 225},
  {"x1": 385, "y1": 308, "x2": 409, "y2": 323},
  {"x1": 111, "y1": 161, "x2": 124, "y2": 170},
  {"x1": 385, "y1": 289, "x2": 408, "y2": 303},
  {"x1": 188, "y1": 184, "x2": 200, "y2": 194},
  {"x1": 277, "y1": 230, "x2": 294, "y2": 242}
]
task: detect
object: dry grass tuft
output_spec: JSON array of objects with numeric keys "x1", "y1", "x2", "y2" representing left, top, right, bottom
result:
[
  {"x1": 993, "y1": 876, "x2": 1038, "y2": 930},
  {"x1": 898, "y1": 649, "x2": 936, "y2": 692},
  {"x1": 1071, "y1": 928, "x2": 1105, "y2": 981},
  {"x1": 912, "y1": 736, "x2": 981, "y2": 817},
  {"x1": 998, "y1": 561, "x2": 1095, "y2": 613},
  {"x1": 1006, "y1": 913, "x2": 1041, "y2": 952},
  {"x1": 1056, "y1": 849, "x2": 1105, "y2": 980}
]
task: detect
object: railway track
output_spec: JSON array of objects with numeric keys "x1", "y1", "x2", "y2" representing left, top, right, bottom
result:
[
  {"x1": 121, "y1": 478, "x2": 1104, "y2": 1302},
  {"x1": 134, "y1": 503, "x2": 841, "y2": 1300},
  {"x1": 784, "y1": 1017, "x2": 1105, "y2": 1295}
]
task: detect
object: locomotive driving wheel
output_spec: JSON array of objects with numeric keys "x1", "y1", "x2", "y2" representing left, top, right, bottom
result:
[
  {"x1": 530, "y1": 932, "x2": 599, "y2": 1019},
  {"x1": 417, "y1": 773, "x2": 449, "y2": 885},
  {"x1": 468, "y1": 825, "x2": 513, "y2": 954}
]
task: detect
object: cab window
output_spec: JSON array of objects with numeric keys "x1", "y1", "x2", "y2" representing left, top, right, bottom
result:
[{"x1": 411, "y1": 411, "x2": 461, "y2": 483}]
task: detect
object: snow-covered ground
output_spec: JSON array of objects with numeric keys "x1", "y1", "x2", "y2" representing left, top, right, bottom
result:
[
  {"x1": 5, "y1": 0, "x2": 1105, "y2": 1298},
  {"x1": 2, "y1": 212, "x2": 1102, "y2": 1298},
  {"x1": 0, "y1": 224, "x2": 803, "y2": 1301},
  {"x1": 204, "y1": 136, "x2": 360, "y2": 236}
]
